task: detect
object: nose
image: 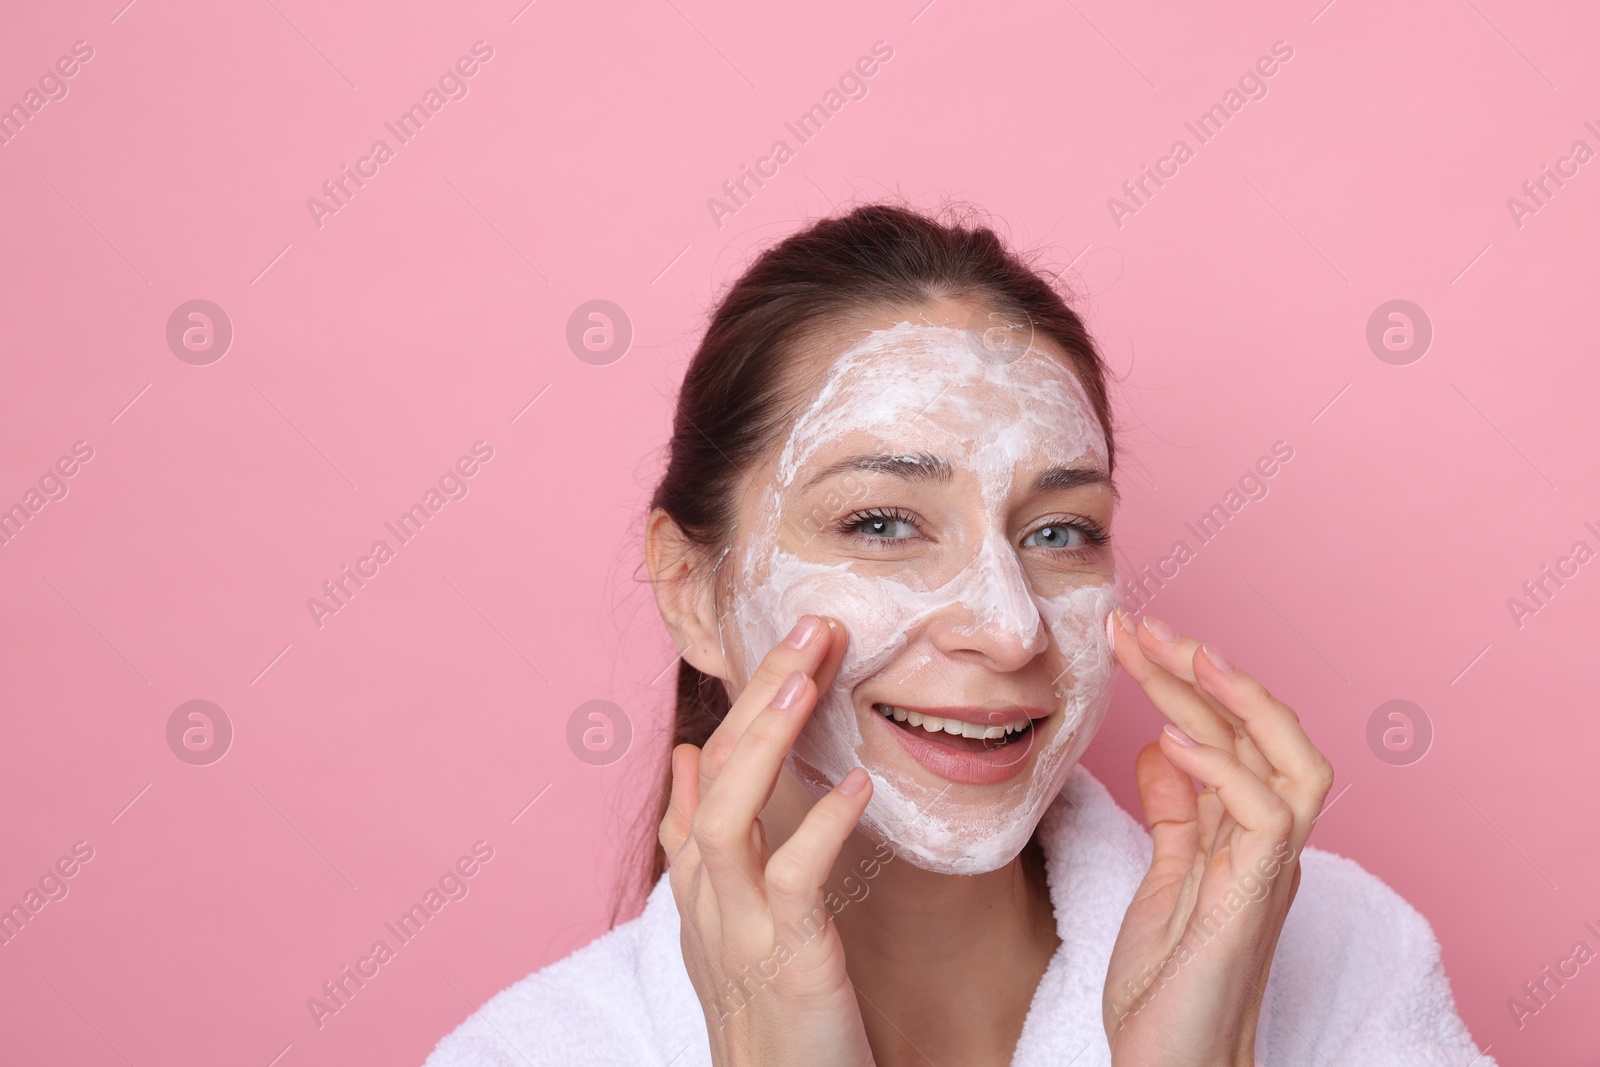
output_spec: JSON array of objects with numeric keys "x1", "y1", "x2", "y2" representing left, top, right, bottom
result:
[{"x1": 926, "y1": 531, "x2": 1047, "y2": 672}]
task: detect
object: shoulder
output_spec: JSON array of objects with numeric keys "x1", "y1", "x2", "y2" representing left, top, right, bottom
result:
[
  {"x1": 1262, "y1": 845, "x2": 1494, "y2": 1066},
  {"x1": 423, "y1": 879, "x2": 684, "y2": 1067}
]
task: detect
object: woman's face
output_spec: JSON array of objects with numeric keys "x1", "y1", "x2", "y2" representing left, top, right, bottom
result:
[{"x1": 716, "y1": 306, "x2": 1120, "y2": 875}]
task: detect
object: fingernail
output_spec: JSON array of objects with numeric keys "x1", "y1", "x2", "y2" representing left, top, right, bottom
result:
[
  {"x1": 772, "y1": 670, "x2": 807, "y2": 709},
  {"x1": 1115, "y1": 607, "x2": 1138, "y2": 635},
  {"x1": 785, "y1": 615, "x2": 823, "y2": 649},
  {"x1": 837, "y1": 767, "x2": 868, "y2": 795},
  {"x1": 1142, "y1": 615, "x2": 1179, "y2": 644},
  {"x1": 1163, "y1": 723, "x2": 1199, "y2": 747},
  {"x1": 1202, "y1": 644, "x2": 1239, "y2": 674},
  {"x1": 1104, "y1": 611, "x2": 1117, "y2": 646}
]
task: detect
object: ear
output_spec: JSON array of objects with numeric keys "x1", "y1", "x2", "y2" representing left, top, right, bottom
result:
[{"x1": 645, "y1": 508, "x2": 734, "y2": 681}]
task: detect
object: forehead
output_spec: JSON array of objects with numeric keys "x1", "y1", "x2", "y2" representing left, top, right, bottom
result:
[{"x1": 775, "y1": 321, "x2": 1106, "y2": 488}]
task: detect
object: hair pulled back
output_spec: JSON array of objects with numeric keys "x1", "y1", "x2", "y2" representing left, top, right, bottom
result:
[{"x1": 634, "y1": 201, "x2": 1117, "y2": 903}]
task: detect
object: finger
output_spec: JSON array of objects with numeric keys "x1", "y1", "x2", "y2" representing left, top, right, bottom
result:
[
  {"x1": 658, "y1": 743, "x2": 701, "y2": 859},
  {"x1": 1188, "y1": 645, "x2": 1335, "y2": 820},
  {"x1": 1117, "y1": 610, "x2": 1272, "y2": 779},
  {"x1": 811, "y1": 616, "x2": 850, "y2": 699},
  {"x1": 697, "y1": 668, "x2": 820, "y2": 855},
  {"x1": 1127, "y1": 611, "x2": 1256, "y2": 745},
  {"x1": 1133, "y1": 741, "x2": 1201, "y2": 887},
  {"x1": 1123, "y1": 612, "x2": 1244, "y2": 725},
  {"x1": 764, "y1": 768, "x2": 873, "y2": 922},
  {"x1": 691, "y1": 618, "x2": 845, "y2": 911},
  {"x1": 1158, "y1": 725, "x2": 1297, "y2": 852},
  {"x1": 688, "y1": 806, "x2": 772, "y2": 923},
  {"x1": 691, "y1": 662, "x2": 833, "y2": 910},
  {"x1": 700, "y1": 613, "x2": 835, "y2": 786},
  {"x1": 1110, "y1": 610, "x2": 1236, "y2": 750}
]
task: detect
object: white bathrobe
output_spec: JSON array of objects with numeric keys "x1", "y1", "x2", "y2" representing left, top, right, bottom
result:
[{"x1": 424, "y1": 765, "x2": 1494, "y2": 1066}]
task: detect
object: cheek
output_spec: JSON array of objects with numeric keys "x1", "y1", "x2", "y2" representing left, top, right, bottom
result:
[
  {"x1": 1038, "y1": 583, "x2": 1119, "y2": 720},
  {"x1": 733, "y1": 554, "x2": 925, "y2": 688}
]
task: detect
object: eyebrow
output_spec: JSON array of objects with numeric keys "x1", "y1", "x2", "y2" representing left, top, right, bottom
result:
[
  {"x1": 1031, "y1": 465, "x2": 1119, "y2": 499},
  {"x1": 800, "y1": 451, "x2": 952, "y2": 492},
  {"x1": 799, "y1": 450, "x2": 1119, "y2": 499}
]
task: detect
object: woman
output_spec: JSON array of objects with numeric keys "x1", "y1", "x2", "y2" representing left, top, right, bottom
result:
[{"x1": 426, "y1": 204, "x2": 1492, "y2": 1066}]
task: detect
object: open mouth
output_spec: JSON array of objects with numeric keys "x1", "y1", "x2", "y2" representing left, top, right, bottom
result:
[{"x1": 872, "y1": 703, "x2": 1035, "y2": 753}]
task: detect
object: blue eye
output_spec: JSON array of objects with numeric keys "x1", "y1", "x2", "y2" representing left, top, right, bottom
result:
[
  {"x1": 1024, "y1": 524, "x2": 1083, "y2": 549},
  {"x1": 836, "y1": 507, "x2": 920, "y2": 543},
  {"x1": 861, "y1": 517, "x2": 916, "y2": 538},
  {"x1": 834, "y1": 510, "x2": 1111, "y2": 553},
  {"x1": 1025, "y1": 518, "x2": 1111, "y2": 555}
]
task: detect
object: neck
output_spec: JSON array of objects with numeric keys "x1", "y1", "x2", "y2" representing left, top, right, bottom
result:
[{"x1": 762, "y1": 771, "x2": 1061, "y2": 1066}]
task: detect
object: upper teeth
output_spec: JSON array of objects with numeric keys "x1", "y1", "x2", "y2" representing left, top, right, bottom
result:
[{"x1": 874, "y1": 704, "x2": 1032, "y2": 740}]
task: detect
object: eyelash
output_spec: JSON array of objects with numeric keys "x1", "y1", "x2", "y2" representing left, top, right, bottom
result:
[{"x1": 834, "y1": 507, "x2": 1110, "y2": 555}]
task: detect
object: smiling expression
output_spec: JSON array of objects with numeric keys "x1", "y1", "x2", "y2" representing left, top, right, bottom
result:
[{"x1": 717, "y1": 309, "x2": 1120, "y2": 874}]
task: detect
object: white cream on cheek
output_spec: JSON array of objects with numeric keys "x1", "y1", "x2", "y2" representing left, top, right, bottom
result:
[{"x1": 727, "y1": 322, "x2": 1119, "y2": 875}]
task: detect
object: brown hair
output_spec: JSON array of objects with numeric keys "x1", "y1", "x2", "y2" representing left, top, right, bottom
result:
[{"x1": 624, "y1": 200, "x2": 1118, "y2": 915}]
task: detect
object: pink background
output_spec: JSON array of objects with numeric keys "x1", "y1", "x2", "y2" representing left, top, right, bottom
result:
[{"x1": 2, "y1": 0, "x2": 1596, "y2": 1063}]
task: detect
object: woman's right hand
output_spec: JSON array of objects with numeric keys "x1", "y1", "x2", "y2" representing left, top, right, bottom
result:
[{"x1": 658, "y1": 613, "x2": 878, "y2": 1067}]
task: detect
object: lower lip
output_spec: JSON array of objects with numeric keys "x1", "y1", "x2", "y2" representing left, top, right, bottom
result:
[{"x1": 870, "y1": 708, "x2": 1039, "y2": 786}]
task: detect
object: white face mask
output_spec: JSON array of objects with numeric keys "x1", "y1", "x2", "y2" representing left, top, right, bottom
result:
[{"x1": 723, "y1": 319, "x2": 1119, "y2": 875}]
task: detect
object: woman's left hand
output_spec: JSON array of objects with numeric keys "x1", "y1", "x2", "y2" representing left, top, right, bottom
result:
[{"x1": 1100, "y1": 608, "x2": 1336, "y2": 1067}]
